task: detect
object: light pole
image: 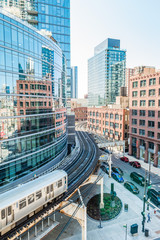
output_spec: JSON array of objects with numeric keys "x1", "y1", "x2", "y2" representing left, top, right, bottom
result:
[{"x1": 142, "y1": 170, "x2": 147, "y2": 232}]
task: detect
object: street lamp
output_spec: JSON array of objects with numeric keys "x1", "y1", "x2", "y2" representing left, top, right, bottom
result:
[{"x1": 142, "y1": 170, "x2": 147, "y2": 232}]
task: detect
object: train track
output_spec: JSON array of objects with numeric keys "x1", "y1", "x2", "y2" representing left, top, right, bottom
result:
[{"x1": 1, "y1": 131, "x2": 100, "y2": 240}]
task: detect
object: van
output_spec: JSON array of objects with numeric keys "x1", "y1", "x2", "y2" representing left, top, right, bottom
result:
[
  {"x1": 130, "y1": 172, "x2": 145, "y2": 186},
  {"x1": 147, "y1": 189, "x2": 160, "y2": 206}
]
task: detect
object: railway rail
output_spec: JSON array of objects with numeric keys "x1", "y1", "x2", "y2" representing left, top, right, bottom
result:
[{"x1": 1, "y1": 131, "x2": 99, "y2": 240}]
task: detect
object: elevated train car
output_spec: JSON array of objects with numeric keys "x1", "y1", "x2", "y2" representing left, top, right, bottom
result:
[{"x1": 0, "y1": 170, "x2": 68, "y2": 235}]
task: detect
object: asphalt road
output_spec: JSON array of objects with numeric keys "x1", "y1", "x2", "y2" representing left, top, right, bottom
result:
[{"x1": 101, "y1": 150, "x2": 160, "y2": 200}]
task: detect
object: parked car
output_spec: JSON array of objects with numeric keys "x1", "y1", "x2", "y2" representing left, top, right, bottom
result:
[
  {"x1": 120, "y1": 156, "x2": 129, "y2": 162},
  {"x1": 129, "y1": 161, "x2": 141, "y2": 168},
  {"x1": 111, "y1": 172, "x2": 124, "y2": 183},
  {"x1": 130, "y1": 172, "x2": 145, "y2": 186},
  {"x1": 147, "y1": 189, "x2": 160, "y2": 206},
  {"x1": 100, "y1": 165, "x2": 109, "y2": 174},
  {"x1": 112, "y1": 166, "x2": 123, "y2": 175},
  {"x1": 124, "y1": 181, "x2": 139, "y2": 194}
]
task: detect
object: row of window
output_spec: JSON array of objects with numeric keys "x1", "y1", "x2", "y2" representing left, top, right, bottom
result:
[
  {"x1": 132, "y1": 119, "x2": 159, "y2": 128},
  {"x1": 132, "y1": 78, "x2": 157, "y2": 88},
  {"x1": 132, "y1": 89, "x2": 160, "y2": 97},
  {"x1": 132, "y1": 100, "x2": 156, "y2": 107},
  {"x1": 132, "y1": 110, "x2": 159, "y2": 117},
  {"x1": 131, "y1": 128, "x2": 160, "y2": 139},
  {"x1": 19, "y1": 83, "x2": 51, "y2": 91},
  {"x1": 89, "y1": 112, "x2": 123, "y2": 120}
]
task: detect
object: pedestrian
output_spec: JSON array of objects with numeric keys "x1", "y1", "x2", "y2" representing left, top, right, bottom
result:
[{"x1": 147, "y1": 212, "x2": 151, "y2": 222}]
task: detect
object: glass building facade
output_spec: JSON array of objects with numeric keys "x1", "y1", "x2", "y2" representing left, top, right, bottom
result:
[
  {"x1": 0, "y1": 9, "x2": 67, "y2": 184},
  {"x1": 88, "y1": 38, "x2": 126, "y2": 106},
  {"x1": 71, "y1": 66, "x2": 78, "y2": 98},
  {"x1": 0, "y1": 0, "x2": 71, "y2": 98}
]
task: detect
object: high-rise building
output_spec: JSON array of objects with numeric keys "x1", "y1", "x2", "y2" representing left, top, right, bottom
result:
[
  {"x1": 88, "y1": 38, "x2": 126, "y2": 106},
  {"x1": 0, "y1": 9, "x2": 67, "y2": 184},
  {"x1": 71, "y1": 66, "x2": 78, "y2": 98},
  {"x1": 129, "y1": 67, "x2": 160, "y2": 167},
  {"x1": 126, "y1": 68, "x2": 135, "y2": 96},
  {"x1": 0, "y1": 0, "x2": 71, "y2": 98}
]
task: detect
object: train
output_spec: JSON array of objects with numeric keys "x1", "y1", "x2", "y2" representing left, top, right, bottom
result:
[{"x1": 0, "y1": 170, "x2": 68, "y2": 236}]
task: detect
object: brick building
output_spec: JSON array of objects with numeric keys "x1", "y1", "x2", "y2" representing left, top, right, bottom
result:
[
  {"x1": 87, "y1": 98, "x2": 129, "y2": 151},
  {"x1": 73, "y1": 107, "x2": 87, "y2": 122},
  {"x1": 129, "y1": 69, "x2": 160, "y2": 167}
]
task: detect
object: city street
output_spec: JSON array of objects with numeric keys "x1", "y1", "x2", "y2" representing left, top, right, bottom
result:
[{"x1": 112, "y1": 153, "x2": 160, "y2": 200}]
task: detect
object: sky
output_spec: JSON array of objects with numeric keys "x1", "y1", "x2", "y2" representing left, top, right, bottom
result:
[{"x1": 70, "y1": 0, "x2": 160, "y2": 98}]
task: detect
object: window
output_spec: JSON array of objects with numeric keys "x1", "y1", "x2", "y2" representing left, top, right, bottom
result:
[
  {"x1": 148, "y1": 121, "x2": 155, "y2": 128},
  {"x1": 8, "y1": 206, "x2": 11, "y2": 216},
  {"x1": 19, "y1": 198, "x2": 26, "y2": 209},
  {"x1": 132, "y1": 100, "x2": 137, "y2": 106},
  {"x1": 25, "y1": 84, "x2": 28, "y2": 89},
  {"x1": 105, "y1": 121, "x2": 108, "y2": 126},
  {"x1": 110, "y1": 130, "x2": 113, "y2": 134},
  {"x1": 115, "y1": 114, "x2": 119, "y2": 120},
  {"x1": 115, "y1": 123, "x2": 119, "y2": 128},
  {"x1": 110, "y1": 122, "x2": 114, "y2": 127},
  {"x1": 105, "y1": 113, "x2": 108, "y2": 118},
  {"x1": 140, "y1": 139, "x2": 145, "y2": 146},
  {"x1": 1, "y1": 209, "x2": 5, "y2": 219},
  {"x1": 132, "y1": 119, "x2": 137, "y2": 125},
  {"x1": 110, "y1": 113, "x2": 113, "y2": 119},
  {"x1": 50, "y1": 184, "x2": 53, "y2": 192},
  {"x1": 158, "y1": 100, "x2": 160, "y2": 107},
  {"x1": 96, "y1": 112, "x2": 99, "y2": 117},
  {"x1": 149, "y1": 78, "x2": 156, "y2": 85},
  {"x1": 58, "y1": 179, "x2": 62, "y2": 188},
  {"x1": 132, "y1": 110, "x2": 137, "y2": 116},
  {"x1": 132, "y1": 81, "x2": 138, "y2": 88},
  {"x1": 132, "y1": 91, "x2": 138, "y2": 97},
  {"x1": 148, "y1": 110, "x2": 155, "y2": 117},
  {"x1": 140, "y1": 90, "x2": 146, "y2": 97},
  {"x1": 149, "y1": 89, "x2": 155, "y2": 96},
  {"x1": 26, "y1": 102, "x2": 29, "y2": 107},
  {"x1": 149, "y1": 142, "x2": 154, "y2": 149},
  {"x1": 19, "y1": 84, "x2": 23, "y2": 89},
  {"x1": 140, "y1": 80, "x2": 146, "y2": 87},
  {"x1": 139, "y1": 120, "x2": 145, "y2": 126},
  {"x1": 139, "y1": 129, "x2": 145, "y2": 136},
  {"x1": 36, "y1": 191, "x2": 42, "y2": 200},
  {"x1": 158, "y1": 122, "x2": 160, "y2": 128},
  {"x1": 148, "y1": 100, "x2": 155, "y2": 107},
  {"x1": 28, "y1": 194, "x2": 34, "y2": 205},
  {"x1": 140, "y1": 100, "x2": 146, "y2": 106},
  {"x1": 140, "y1": 110, "x2": 145, "y2": 116},
  {"x1": 148, "y1": 131, "x2": 154, "y2": 138},
  {"x1": 132, "y1": 128, "x2": 137, "y2": 134},
  {"x1": 20, "y1": 102, "x2": 23, "y2": 107}
]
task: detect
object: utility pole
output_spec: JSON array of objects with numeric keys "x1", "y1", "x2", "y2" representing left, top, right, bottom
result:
[{"x1": 142, "y1": 170, "x2": 147, "y2": 232}]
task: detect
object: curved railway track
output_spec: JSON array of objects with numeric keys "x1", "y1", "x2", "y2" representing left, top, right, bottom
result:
[{"x1": 1, "y1": 131, "x2": 100, "y2": 240}]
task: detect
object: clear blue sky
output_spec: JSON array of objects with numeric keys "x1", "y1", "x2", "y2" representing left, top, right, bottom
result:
[{"x1": 71, "y1": 0, "x2": 160, "y2": 98}]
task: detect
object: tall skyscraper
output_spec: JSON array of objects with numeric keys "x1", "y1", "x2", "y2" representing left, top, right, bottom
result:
[
  {"x1": 71, "y1": 66, "x2": 78, "y2": 98},
  {"x1": 88, "y1": 38, "x2": 126, "y2": 106},
  {"x1": 0, "y1": 0, "x2": 71, "y2": 98},
  {"x1": 0, "y1": 9, "x2": 67, "y2": 184}
]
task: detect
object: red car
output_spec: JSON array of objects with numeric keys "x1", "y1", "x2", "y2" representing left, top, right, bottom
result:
[
  {"x1": 120, "y1": 156, "x2": 129, "y2": 162},
  {"x1": 129, "y1": 161, "x2": 141, "y2": 168}
]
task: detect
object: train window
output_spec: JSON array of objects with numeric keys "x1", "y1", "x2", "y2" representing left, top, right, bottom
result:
[
  {"x1": 50, "y1": 184, "x2": 53, "y2": 192},
  {"x1": 65, "y1": 177, "x2": 66, "y2": 184},
  {"x1": 36, "y1": 191, "x2": 42, "y2": 200},
  {"x1": 8, "y1": 206, "x2": 12, "y2": 216},
  {"x1": 19, "y1": 198, "x2": 26, "y2": 210},
  {"x1": 1, "y1": 209, "x2": 5, "y2": 219},
  {"x1": 58, "y1": 179, "x2": 62, "y2": 188},
  {"x1": 47, "y1": 186, "x2": 49, "y2": 194},
  {"x1": 28, "y1": 194, "x2": 34, "y2": 205}
]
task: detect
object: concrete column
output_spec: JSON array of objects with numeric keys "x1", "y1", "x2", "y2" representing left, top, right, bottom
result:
[
  {"x1": 100, "y1": 177, "x2": 104, "y2": 209},
  {"x1": 145, "y1": 141, "x2": 149, "y2": 163},
  {"x1": 154, "y1": 143, "x2": 158, "y2": 167},
  {"x1": 35, "y1": 225, "x2": 37, "y2": 237},
  {"x1": 82, "y1": 206, "x2": 87, "y2": 240},
  {"x1": 129, "y1": 137, "x2": 132, "y2": 155},
  {"x1": 136, "y1": 139, "x2": 140, "y2": 159}
]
